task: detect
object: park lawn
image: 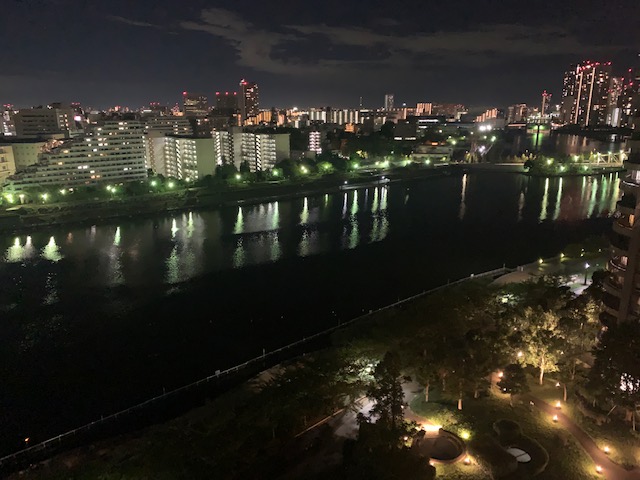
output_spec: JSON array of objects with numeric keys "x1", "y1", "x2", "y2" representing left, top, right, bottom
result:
[
  {"x1": 530, "y1": 378, "x2": 640, "y2": 468},
  {"x1": 410, "y1": 385, "x2": 599, "y2": 480}
]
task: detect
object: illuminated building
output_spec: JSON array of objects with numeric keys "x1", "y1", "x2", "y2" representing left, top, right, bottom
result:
[
  {"x1": 3, "y1": 121, "x2": 147, "y2": 190},
  {"x1": 309, "y1": 131, "x2": 322, "y2": 154},
  {"x1": 143, "y1": 116, "x2": 193, "y2": 174},
  {"x1": 541, "y1": 91, "x2": 552, "y2": 119},
  {"x1": 506, "y1": 104, "x2": 528, "y2": 123},
  {"x1": 416, "y1": 103, "x2": 433, "y2": 115},
  {"x1": 384, "y1": 94, "x2": 394, "y2": 111},
  {"x1": 12, "y1": 106, "x2": 80, "y2": 138},
  {"x1": 2, "y1": 107, "x2": 15, "y2": 136},
  {"x1": 606, "y1": 77, "x2": 624, "y2": 127},
  {"x1": 239, "y1": 79, "x2": 259, "y2": 124},
  {"x1": 211, "y1": 130, "x2": 290, "y2": 172},
  {"x1": 560, "y1": 61, "x2": 612, "y2": 126},
  {"x1": 0, "y1": 144, "x2": 17, "y2": 184},
  {"x1": 0, "y1": 138, "x2": 48, "y2": 171},
  {"x1": 475, "y1": 108, "x2": 500, "y2": 123},
  {"x1": 432, "y1": 103, "x2": 467, "y2": 120},
  {"x1": 603, "y1": 114, "x2": 640, "y2": 324},
  {"x1": 162, "y1": 136, "x2": 216, "y2": 182},
  {"x1": 182, "y1": 92, "x2": 209, "y2": 117}
]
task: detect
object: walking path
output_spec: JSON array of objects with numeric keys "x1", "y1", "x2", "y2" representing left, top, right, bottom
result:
[{"x1": 523, "y1": 393, "x2": 640, "y2": 480}]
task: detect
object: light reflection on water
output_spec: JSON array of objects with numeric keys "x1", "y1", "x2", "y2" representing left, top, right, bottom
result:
[{"x1": 0, "y1": 173, "x2": 622, "y2": 301}]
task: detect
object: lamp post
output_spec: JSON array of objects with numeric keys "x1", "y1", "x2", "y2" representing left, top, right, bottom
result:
[{"x1": 584, "y1": 262, "x2": 590, "y2": 286}]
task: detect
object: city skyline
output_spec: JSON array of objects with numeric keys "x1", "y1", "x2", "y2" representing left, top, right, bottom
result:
[{"x1": 2, "y1": 0, "x2": 640, "y2": 109}]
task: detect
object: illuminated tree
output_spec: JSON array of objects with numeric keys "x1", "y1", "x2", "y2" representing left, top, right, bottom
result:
[{"x1": 498, "y1": 363, "x2": 530, "y2": 407}]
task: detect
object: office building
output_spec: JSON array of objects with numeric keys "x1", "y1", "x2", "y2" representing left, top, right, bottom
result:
[
  {"x1": 3, "y1": 121, "x2": 147, "y2": 190},
  {"x1": 603, "y1": 115, "x2": 640, "y2": 324},
  {"x1": 506, "y1": 104, "x2": 528, "y2": 124},
  {"x1": 162, "y1": 136, "x2": 216, "y2": 182},
  {"x1": 560, "y1": 61, "x2": 612, "y2": 126},
  {"x1": 182, "y1": 92, "x2": 209, "y2": 117},
  {"x1": 239, "y1": 79, "x2": 259, "y2": 124},
  {"x1": 13, "y1": 106, "x2": 81, "y2": 138},
  {"x1": 606, "y1": 77, "x2": 624, "y2": 127},
  {"x1": 2, "y1": 108, "x2": 15, "y2": 136},
  {"x1": 384, "y1": 94, "x2": 394, "y2": 111}
]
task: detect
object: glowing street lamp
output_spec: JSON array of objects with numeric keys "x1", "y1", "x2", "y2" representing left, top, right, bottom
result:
[
  {"x1": 41, "y1": 193, "x2": 49, "y2": 202},
  {"x1": 151, "y1": 180, "x2": 158, "y2": 187},
  {"x1": 584, "y1": 262, "x2": 590, "y2": 285},
  {"x1": 168, "y1": 181, "x2": 175, "y2": 188},
  {"x1": 235, "y1": 174, "x2": 241, "y2": 181}
]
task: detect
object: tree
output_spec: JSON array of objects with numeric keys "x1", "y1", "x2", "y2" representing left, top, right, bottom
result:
[
  {"x1": 367, "y1": 351, "x2": 405, "y2": 435},
  {"x1": 516, "y1": 307, "x2": 563, "y2": 385},
  {"x1": 589, "y1": 322, "x2": 640, "y2": 430},
  {"x1": 239, "y1": 160, "x2": 251, "y2": 174},
  {"x1": 498, "y1": 363, "x2": 530, "y2": 407},
  {"x1": 215, "y1": 163, "x2": 238, "y2": 180}
]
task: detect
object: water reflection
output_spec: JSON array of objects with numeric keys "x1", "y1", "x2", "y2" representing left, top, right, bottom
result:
[
  {"x1": 539, "y1": 178, "x2": 549, "y2": 222},
  {"x1": 300, "y1": 197, "x2": 309, "y2": 224},
  {"x1": 233, "y1": 208, "x2": 243, "y2": 234},
  {"x1": 0, "y1": 173, "x2": 623, "y2": 289},
  {"x1": 459, "y1": 174, "x2": 467, "y2": 220},
  {"x1": 41, "y1": 236, "x2": 62, "y2": 262},
  {"x1": 553, "y1": 178, "x2": 563, "y2": 221}
]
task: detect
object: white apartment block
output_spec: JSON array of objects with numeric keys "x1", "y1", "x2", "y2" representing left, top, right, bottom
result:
[
  {"x1": 0, "y1": 145, "x2": 17, "y2": 184},
  {"x1": 143, "y1": 116, "x2": 193, "y2": 174},
  {"x1": 309, "y1": 131, "x2": 322, "y2": 155},
  {"x1": 162, "y1": 136, "x2": 216, "y2": 182},
  {"x1": 212, "y1": 131, "x2": 290, "y2": 172},
  {"x1": 3, "y1": 121, "x2": 147, "y2": 191}
]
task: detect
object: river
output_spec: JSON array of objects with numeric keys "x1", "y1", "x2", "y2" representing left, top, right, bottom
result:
[{"x1": 0, "y1": 171, "x2": 620, "y2": 455}]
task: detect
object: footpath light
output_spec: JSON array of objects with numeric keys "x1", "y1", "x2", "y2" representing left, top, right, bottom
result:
[
  {"x1": 517, "y1": 351, "x2": 523, "y2": 358},
  {"x1": 168, "y1": 181, "x2": 175, "y2": 188},
  {"x1": 235, "y1": 174, "x2": 241, "y2": 181},
  {"x1": 604, "y1": 446, "x2": 610, "y2": 454},
  {"x1": 498, "y1": 371, "x2": 504, "y2": 378},
  {"x1": 596, "y1": 465, "x2": 603, "y2": 474},
  {"x1": 464, "y1": 456, "x2": 472, "y2": 465},
  {"x1": 151, "y1": 180, "x2": 158, "y2": 187},
  {"x1": 584, "y1": 262, "x2": 591, "y2": 285},
  {"x1": 41, "y1": 193, "x2": 48, "y2": 202},
  {"x1": 59, "y1": 189, "x2": 67, "y2": 195},
  {"x1": 552, "y1": 414, "x2": 559, "y2": 423},
  {"x1": 555, "y1": 401, "x2": 562, "y2": 409}
]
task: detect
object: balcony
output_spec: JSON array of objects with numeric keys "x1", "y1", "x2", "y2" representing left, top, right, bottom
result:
[
  {"x1": 613, "y1": 217, "x2": 634, "y2": 236},
  {"x1": 609, "y1": 232, "x2": 630, "y2": 254},
  {"x1": 617, "y1": 197, "x2": 636, "y2": 215},
  {"x1": 603, "y1": 275, "x2": 623, "y2": 297}
]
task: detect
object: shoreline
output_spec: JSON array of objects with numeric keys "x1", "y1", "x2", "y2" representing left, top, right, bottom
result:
[{"x1": 0, "y1": 169, "x2": 448, "y2": 234}]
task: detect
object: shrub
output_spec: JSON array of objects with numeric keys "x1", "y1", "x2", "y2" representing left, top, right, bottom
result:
[
  {"x1": 493, "y1": 419, "x2": 522, "y2": 444},
  {"x1": 469, "y1": 434, "x2": 518, "y2": 478}
]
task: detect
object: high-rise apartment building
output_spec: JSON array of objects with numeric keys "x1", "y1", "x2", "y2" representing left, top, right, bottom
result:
[
  {"x1": 211, "y1": 129, "x2": 289, "y2": 172},
  {"x1": 541, "y1": 91, "x2": 552, "y2": 119},
  {"x1": 384, "y1": 94, "x2": 394, "y2": 111},
  {"x1": 182, "y1": 92, "x2": 209, "y2": 117},
  {"x1": 239, "y1": 79, "x2": 259, "y2": 124},
  {"x1": 603, "y1": 115, "x2": 640, "y2": 324},
  {"x1": 143, "y1": 116, "x2": 193, "y2": 174},
  {"x1": 309, "y1": 131, "x2": 322, "y2": 155},
  {"x1": 431, "y1": 104, "x2": 467, "y2": 121},
  {"x1": 606, "y1": 77, "x2": 624, "y2": 127},
  {"x1": 3, "y1": 121, "x2": 147, "y2": 190},
  {"x1": 162, "y1": 136, "x2": 216, "y2": 182},
  {"x1": 215, "y1": 92, "x2": 238, "y2": 114},
  {"x1": 560, "y1": 61, "x2": 612, "y2": 126}
]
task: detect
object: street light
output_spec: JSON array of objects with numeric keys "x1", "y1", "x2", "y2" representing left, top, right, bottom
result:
[
  {"x1": 584, "y1": 262, "x2": 590, "y2": 285},
  {"x1": 168, "y1": 181, "x2": 175, "y2": 188},
  {"x1": 151, "y1": 180, "x2": 158, "y2": 187}
]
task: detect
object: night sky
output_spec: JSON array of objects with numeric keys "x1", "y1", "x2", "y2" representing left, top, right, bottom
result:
[{"x1": 2, "y1": 0, "x2": 639, "y2": 110}]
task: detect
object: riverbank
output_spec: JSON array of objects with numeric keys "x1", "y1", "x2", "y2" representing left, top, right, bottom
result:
[{"x1": 0, "y1": 167, "x2": 448, "y2": 234}]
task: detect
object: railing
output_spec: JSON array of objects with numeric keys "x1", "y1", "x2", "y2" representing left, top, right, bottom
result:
[{"x1": 0, "y1": 258, "x2": 562, "y2": 472}]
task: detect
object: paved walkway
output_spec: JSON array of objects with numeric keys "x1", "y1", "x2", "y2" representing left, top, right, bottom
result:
[{"x1": 523, "y1": 394, "x2": 640, "y2": 480}]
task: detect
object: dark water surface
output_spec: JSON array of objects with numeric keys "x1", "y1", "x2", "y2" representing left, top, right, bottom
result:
[{"x1": 0, "y1": 172, "x2": 620, "y2": 455}]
